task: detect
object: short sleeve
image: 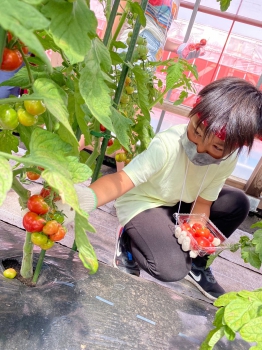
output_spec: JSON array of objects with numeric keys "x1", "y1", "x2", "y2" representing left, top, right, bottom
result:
[{"x1": 123, "y1": 137, "x2": 168, "y2": 186}]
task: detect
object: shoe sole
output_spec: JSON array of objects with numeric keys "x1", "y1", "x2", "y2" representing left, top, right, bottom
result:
[
  {"x1": 184, "y1": 275, "x2": 217, "y2": 301},
  {"x1": 112, "y1": 225, "x2": 140, "y2": 276},
  {"x1": 113, "y1": 225, "x2": 123, "y2": 269}
]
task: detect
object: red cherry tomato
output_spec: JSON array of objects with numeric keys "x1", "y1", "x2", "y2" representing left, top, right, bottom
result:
[
  {"x1": 195, "y1": 237, "x2": 215, "y2": 254},
  {"x1": 192, "y1": 223, "x2": 203, "y2": 232},
  {"x1": 27, "y1": 195, "x2": 49, "y2": 215},
  {"x1": 195, "y1": 43, "x2": 201, "y2": 51},
  {"x1": 107, "y1": 138, "x2": 114, "y2": 146},
  {"x1": 23, "y1": 212, "x2": 46, "y2": 232},
  {"x1": 188, "y1": 43, "x2": 196, "y2": 51},
  {"x1": 40, "y1": 187, "x2": 61, "y2": 202},
  {"x1": 100, "y1": 124, "x2": 106, "y2": 132},
  {"x1": 194, "y1": 227, "x2": 211, "y2": 239},
  {"x1": 181, "y1": 223, "x2": 194, "y2": 235},
  {"x1": 200, "y1": 39, "x2": 207, "y2": 46},
  {"x1": 1, "y1": 48, "x2": 23, "y2": 71},
  {"x1": 26, "y1": 171, "x2": 40, "y2": 181}
]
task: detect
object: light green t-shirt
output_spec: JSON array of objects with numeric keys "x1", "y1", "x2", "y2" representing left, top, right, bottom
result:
[{"x1": 115, "y1": 124, "x2": 238, "y2": 226}]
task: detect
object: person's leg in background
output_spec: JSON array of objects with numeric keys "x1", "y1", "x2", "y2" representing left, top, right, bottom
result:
[{"x1": 187, "y1": 186, "x2": 250, "y2": 300}]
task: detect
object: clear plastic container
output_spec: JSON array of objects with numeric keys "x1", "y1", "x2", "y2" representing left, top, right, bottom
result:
[{"x1": 173, "y1": 213, "x2": 227, "y2": 256}]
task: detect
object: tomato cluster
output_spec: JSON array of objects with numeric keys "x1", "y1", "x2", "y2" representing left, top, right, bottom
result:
[
  {"x1": 188, "y1": 38, "x2": 207, "y2": 52},
  {"x1": 181, "y1": 222, "x2": 217, "y2": 254},
  {"x1": 22, "y1": 189, "x2": 66, "y2": 250},
  {"x1": 0, "y1": 100, "x2": 46, "y2": 131}
]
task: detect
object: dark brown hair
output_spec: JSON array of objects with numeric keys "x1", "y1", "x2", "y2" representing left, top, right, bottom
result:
[{"x1": 189, "y1": 77, "x2": 262, "y2": 155}]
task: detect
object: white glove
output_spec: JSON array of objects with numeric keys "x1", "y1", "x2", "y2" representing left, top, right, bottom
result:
[
  {"x1": 54, "y1": 185, "x2": 97, "y2": 225},
  {"x1": 174, "y1": 226, "x2": 199, "y2": 258}
]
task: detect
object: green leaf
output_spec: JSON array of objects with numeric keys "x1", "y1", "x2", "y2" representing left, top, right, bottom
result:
[
  {"x1": 23, "y1": 0, "x2": 44, "y2": 4},
  {"x1": 0, "y1": 0, "x2": 51, "y2": 70},
  {"x1": 199, "y1": 328, "x2": 218, "y2": 350},
  {"x1": 66, "y1": 156, "x2": 92, "y2": 183},
  {"x1": 93, "y1": 38, "x2": 112, "y2": 72},
  {"x1": 79, "y1": 46, "x2": 113, "y2": 130},
  {"x1": 133, "y1": 65, "x2": 150, "y2": 119},
  {"x1": 42, "y1": 0, "x2": 97, "y2": 64},
  {"x1": 75, "y1": 211, "x2": 98, "y2": 274},
  {"x1": 166, "y1": 61, "x2": 185, "y2": 91},
  {"x1": 214, "y1": 291, "x2": 238, "y2": 307},
  {"x1": 252, "y1": 229, "x2": 262, "y2": 261},
  {"x1": 0, "y1": 156, "x2": 13, "y2": 206},
  {"x1": 35, "y1": 30, "x2": 61, "y2": 52},
  {"x1": 129, "y1": 2, "x2": 146, "y2": 27},
  {"x1": 111, "y1": 40, "x2": 127, "y2": 49},
  {"x1": 173, "y1": 90, "x2": 188, "y2": 105},
  {"x1": 0, "y1": 130, "x2": 19, "y2": 154},
  {"x1": 217, "y1": 0, "x2": 232, "y2": 12},
  {"x1": 208, "y1": 327, "x2": 225, "y2": 347},
  {"x1": 250, "y1": 343, "x2": 262, "y2": 350},
  {"x1": 213, "y1": 307, "x2": 225, "y2": 328},
  {"x1": 31, "y1": 78, "x2": 79, "y2": 150},
  {"x1": 0, "y1": 66, "x2": 48, "y2": 89},
  {"x1": 224, "y1": 299, "x2": 262, "y2": 331},
  {"x1": 240, "y1": 316, "x2": 262, "y2": 342},
  {"x1": 224, "y1": 325, "x2": 235, "y2": 341},
  {"x1": 251, "y1": 221, "x2": 262, "y2": 229},
  {"x1": 110, "y1": 106, "x2": 133, "y2": 150},
  {"x1": 241, "y1": 244, "x2": 261, "y2": 269},
  {"x1": 110, "y1": 51, "x2": 124, "y2": 65}
]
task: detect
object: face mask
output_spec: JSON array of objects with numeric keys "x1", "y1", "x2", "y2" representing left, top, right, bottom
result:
[{"x1": 181, "y1": 129, "x2": 227, "y2": 166}]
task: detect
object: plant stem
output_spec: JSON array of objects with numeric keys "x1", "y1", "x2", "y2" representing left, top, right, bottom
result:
[
  {"x1": 12, "y1": 176, "x2": 31, "y2": 209},
  {"x1": 20, "y1": 232, "x2": 34, "y2": 279},
  {"x1": 0, "y1": 96, "x2": 42, "y2": 104},
  {"x1": 0, "y1": 26, "x2": 6, "y2": 67},
  {"x1": 148, "y1": 90, "x2": 167, "y2": 110},
  {"x1": 114, "y1": 0, "x2": 148, "y2": 106},
  {"x1": 17, "y1": 41, "x2": 34, "y2": 86},
  {"x1": 103, "y1": 0, "x2": 120, "y2": 46},
  {"x1": 72, "y1": 240, "x2": 77, "y2": 251},
  {"x1": 32, "y1": 249, "x2": 46, "y2": 283}
]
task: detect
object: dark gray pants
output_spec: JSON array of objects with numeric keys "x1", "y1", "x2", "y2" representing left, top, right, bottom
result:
[{"x1": 124, "y1": 187, "x2": 250, "y2": 282}]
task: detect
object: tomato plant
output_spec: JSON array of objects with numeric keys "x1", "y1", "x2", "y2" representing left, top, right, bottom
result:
[
  {"x1": 23, "y1": 212, "x2": 46, "y2": 232},
  {"x1": 0, "y1": 48, "x2": 23, "y2": 71},
  {"x1": 27, "y1": 195, "x2": 49, "y2": 215}
]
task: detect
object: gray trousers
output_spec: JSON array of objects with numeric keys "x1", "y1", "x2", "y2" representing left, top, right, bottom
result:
[{"x1": 124, "y1": 187, "x2": 250, "y2": 282}]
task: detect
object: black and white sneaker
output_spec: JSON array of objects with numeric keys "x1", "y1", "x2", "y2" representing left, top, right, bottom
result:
[
  {"x1": 185, "y1": 263, "x2": 225, "y2": 301},
  {"x1": 113, "y1": 226, "x2": 140, "y2": 277}
]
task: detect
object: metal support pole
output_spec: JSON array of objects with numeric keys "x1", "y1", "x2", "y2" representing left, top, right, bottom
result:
[{"x1": 155, "y1": 0, "x2": 201, "y2": 133}]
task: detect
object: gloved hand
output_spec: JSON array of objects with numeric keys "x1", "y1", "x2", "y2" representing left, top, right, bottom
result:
[
  {"x1": 174, "y1": 226, "x2": 199, "y2": 258},
  {"x1": 56, "y1": 185, "x2": 97, "y2": 225},
  {"x1": 177, "y1": 41, "x2": 206, "y2": 60}
]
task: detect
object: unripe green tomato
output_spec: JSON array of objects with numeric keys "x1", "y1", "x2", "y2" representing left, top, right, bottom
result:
[
  {"x1": 120, "y1": 94, "x2": 130, "y2": 104},
  {"x1": 31, "y1": 232, "x2": 48, "y2": 246},
  {"x1": 24, "y1": 100, "x2": 46, "y2": 116},
  {"x1": 17, "y1": 108, "x2": 38, "y2": 126},
  {"x1": 3, "y1": 268, "x2": 17, "y2": 279},
  {"x1": 39, "y1": 239, "x2": 54, "y2": 250},
  {"x1": 137, "y1": 36, "x2": 145, "y2": 45},
  {"x1": 0, "y1": 104, "x2": 19, "y2": 130},
  {"x1": 125, "y1": 86, "x2": 134, "y2": 95}
]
